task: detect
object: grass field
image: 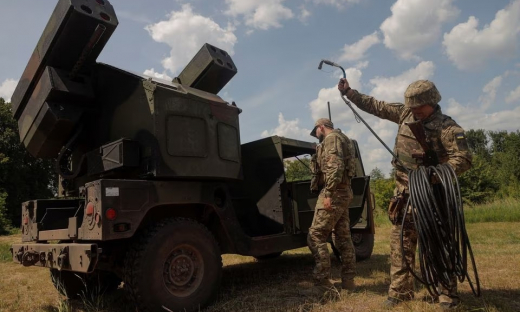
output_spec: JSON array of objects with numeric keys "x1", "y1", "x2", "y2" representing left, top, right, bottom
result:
[{"x1": 1, "y1": 202, "x2": 519, "y2": 312}]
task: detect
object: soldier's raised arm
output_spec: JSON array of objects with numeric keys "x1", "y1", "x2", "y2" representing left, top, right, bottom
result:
[
  {"x1": 338, "y1": 78, "x2": 404, "y2": 124},
  {"x1": 441, "y1": 123, "x2": 473, "y2": 175},
  {"x1": 323, "y1": 134, "x2": 345, "y2": 198}
]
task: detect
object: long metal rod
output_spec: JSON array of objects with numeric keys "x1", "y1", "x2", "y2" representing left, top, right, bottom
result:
[
  {"x1": 318, "y1": 59, "x2": 407, "y2": 169},
  {"x1": 338, "y1": 91, "x2": 401, "y2": 163}
]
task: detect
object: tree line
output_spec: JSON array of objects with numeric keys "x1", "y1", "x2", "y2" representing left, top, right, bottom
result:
[{"x1": 0, "y1": 98, "x2": 56, "y2": 233}]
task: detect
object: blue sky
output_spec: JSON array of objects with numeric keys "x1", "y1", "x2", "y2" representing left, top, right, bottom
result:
[{"x1": 1, "y1": 0, "x2": 519, "y2": 176}]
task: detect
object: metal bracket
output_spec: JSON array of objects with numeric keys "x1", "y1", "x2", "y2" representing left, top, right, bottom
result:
[{"x1": 143, "y1": 78, "x2": 157, "y2": 114}]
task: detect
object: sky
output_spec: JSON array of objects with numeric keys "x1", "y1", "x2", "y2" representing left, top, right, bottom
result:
[{"x1": 1, "y1": 0, "x2": 520, "y2": 176}]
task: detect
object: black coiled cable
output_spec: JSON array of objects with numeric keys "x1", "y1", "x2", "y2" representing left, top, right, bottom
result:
[{"x1": 401, "y1": 163, "x2": 481, "y2": 297}]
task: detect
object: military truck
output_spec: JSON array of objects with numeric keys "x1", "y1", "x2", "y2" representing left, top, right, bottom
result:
[{"x1": 9, "y1": 1, "x2": 375, "y2": 311}]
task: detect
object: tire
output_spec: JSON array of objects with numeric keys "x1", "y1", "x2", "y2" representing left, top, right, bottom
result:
[
  {"x1": 352, "y1": 233, "x2": 374, "y2": 261},
  {"x1": 124, "y1": 218, "x2": 222, "y2": 312},
  {"x1": 50, "y1": 269, "x2": 121, "y2": 299},
  {"x1": 254, "y1": 252, "x2": 282, "y2": 261}
]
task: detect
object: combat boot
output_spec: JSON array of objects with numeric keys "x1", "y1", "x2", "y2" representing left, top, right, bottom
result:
[
  {"x1": 300, "y1": 279, "x2": 335, "y2": 297},
  {"x1": 439, "y1": 301, "x2": 461, "y2": 311},
  {"x1": 333, "y1": 279, "x2": 355, "y2": 292},
  {"x1": 382, "y1": 297, "x2": 401, "y2": 309}
]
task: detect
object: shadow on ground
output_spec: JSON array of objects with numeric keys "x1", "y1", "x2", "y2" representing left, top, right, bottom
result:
[{"x1": 207, "y1": 252, "x2": 390, "y2": 311}]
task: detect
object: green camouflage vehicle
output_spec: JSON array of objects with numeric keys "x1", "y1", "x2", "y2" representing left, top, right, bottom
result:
[{"x1": 9, "y1": 1, "x2": 375, "y2": 311}]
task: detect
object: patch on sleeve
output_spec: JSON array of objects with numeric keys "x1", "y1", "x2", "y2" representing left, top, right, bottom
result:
[
  {"x1": 455, "y1": 133, "x2": 465, "y2": 140},
  {"x1": 454, "y1": 132, "x2": 468, "y2": 150}
]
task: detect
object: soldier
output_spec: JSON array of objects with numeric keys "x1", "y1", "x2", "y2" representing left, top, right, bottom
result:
[
  {"x1": 306, "y1": 118, "x2": 357, "y2": 294},
  {"x1": 338, "y1": 78, "x2": 472, "y2": 310}
]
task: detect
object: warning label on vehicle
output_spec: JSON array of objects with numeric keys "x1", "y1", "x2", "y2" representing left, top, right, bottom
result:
[{"x1": 106, "y1": 187, "x2": 120, "y2": 197}]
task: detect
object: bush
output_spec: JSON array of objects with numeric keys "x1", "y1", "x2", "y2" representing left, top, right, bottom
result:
[{"x1": 0, "y1": 190, "x2": 11, "y2": 234}]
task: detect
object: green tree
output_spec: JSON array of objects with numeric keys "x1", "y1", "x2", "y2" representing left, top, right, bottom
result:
[
  {"x1": 465, "y1": 129, "x2": 490, "y2": 159},
  {"x1": 490, "y1": 130, "x2": 520, "y2": 198},
  {"x1": 370, "y1": 167, "x2": 385, "y2": 180},
  {"x1": 284, "y1": 157, "x2": 311, "y2": 182},
  {"x1": 458, "y1": 155, "x2": 498, "y2": 204},
  {"x1": 458, "y1": 129, "x2": 520, "y2": 203},
  {"x1": 0, "y1": 98, "x2": 57, "y2": 227},
  {"x1": 369, "y1": 167, "x2": 394, "y2": 211},
  {"x1": 0, "y1": 189, "x2": 10, "y2": 234}
]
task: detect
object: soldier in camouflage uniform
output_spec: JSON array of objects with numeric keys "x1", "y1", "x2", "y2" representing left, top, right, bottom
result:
[
  {"x1": 306, "y1": 118, "x2": 357, "y2": 293},
  {"x1": 338, "y1": 79, "x2": 472, "y2": 310}
]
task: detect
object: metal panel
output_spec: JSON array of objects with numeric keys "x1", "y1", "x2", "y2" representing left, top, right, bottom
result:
[
  {"x1": 167, "y1": 115, "x2": 208, "y2": 157},
  {"x1": 38, "y1": 229, "x2": 70, "y2": 241},
  {"x1": 100, "y1": 138, "x2": 140, "y2": 171},
  {"x1": 217, "y1": 123, "x2": 240, "y2": 162}
]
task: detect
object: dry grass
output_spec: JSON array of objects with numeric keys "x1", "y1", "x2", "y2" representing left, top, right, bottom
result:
[{"x1": 0, "y1": 222, "x2": 519, "y2": 312}]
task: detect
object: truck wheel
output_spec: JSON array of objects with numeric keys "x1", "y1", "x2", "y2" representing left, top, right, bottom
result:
[
  {"x1": 124, "y1": 218, "x2": 222, "y2": 312},
  {"x1": 50, "y1": 269, "x2": 121, "y2": 299},
  {"x1": 352, "y1": 233, "x2": 374, "y2": 261},
  {"x1": 254, "y1": 252, "x2": 282, "y2": 261}
]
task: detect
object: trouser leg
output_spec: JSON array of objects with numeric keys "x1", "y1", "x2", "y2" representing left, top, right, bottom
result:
[
  {"x1": 308, "y1": 208, "x2": 335, "y2": 282},
  {"x1": 331, "y1": 201, "x2": 355, "y2": 281},
  {"x1": 438, "y1": 275, "x2": 459, "y2": 304},
  {"x1": 388, "y1": 212, "x2": 417, "y2": 300}
]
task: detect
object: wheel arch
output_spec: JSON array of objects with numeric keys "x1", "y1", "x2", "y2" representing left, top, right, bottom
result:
[{"x1": 137, "y1": 203, "x2": 235, "y2": 254}]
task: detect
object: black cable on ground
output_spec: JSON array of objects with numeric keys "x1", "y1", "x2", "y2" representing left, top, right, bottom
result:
[{"x1": 401, "y1": 163, "x2": 481, "y2": 297}]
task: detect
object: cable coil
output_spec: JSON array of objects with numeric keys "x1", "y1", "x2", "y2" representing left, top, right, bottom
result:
[{"x1": 402, "y1": 163, "x2": 481, "y2": 297}]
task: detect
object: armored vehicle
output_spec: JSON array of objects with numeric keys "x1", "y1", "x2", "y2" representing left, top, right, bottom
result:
[{"x1": 9, "y1": 1, "x2": 375, "y2": 311}]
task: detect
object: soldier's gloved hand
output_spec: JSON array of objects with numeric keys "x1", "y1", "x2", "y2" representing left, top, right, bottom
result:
[{"x1": 338, "y1": 78, "x2": 351, "y2": 95}]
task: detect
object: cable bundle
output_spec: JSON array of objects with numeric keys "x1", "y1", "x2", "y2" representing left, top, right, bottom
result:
[{"x1": 403, "y1": 163, "x2": 480, "y2": 297}]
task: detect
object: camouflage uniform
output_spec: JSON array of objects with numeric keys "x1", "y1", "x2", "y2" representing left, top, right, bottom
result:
[
  {"x1": 346, "y1": 80, "x2": 472, "y2": 304},
  {"x1": 308, "y1": 122, "x2": 357, "y2": 286}
]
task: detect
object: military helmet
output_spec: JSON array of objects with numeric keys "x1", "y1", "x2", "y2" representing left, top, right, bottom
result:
[
  {"x1": 310, "y1": 118, "x2": 334, "y2": 138},
  {"x1": 404, "y1": 80, "x2": 441, "y2": 108}
]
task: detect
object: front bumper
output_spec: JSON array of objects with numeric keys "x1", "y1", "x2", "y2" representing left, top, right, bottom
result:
[{"x1": 11, "y1": 243, "x2": 99, "y2": 273}]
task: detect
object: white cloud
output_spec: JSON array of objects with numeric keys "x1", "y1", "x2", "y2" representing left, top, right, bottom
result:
[
  {"x1": 339, "y1": 31, "x2": 380, "y2": 62},
  {"x1": 506, "y1": 85, "x2": 520, "y2": 104},
  {"x1": 369, "y1": 61, "x2": 435, "y2": 102},
  {"x1": 445, "y1": 70, "x2": 520, "y2": 131},
  {"x1": 146, "y1": 4, "x2": 237, "y2": 75},
  {"x1": 225, "y1": 0, "x2": 293, "y2": 30},
  {"x1": 443, "y1": 0, "x2": 520, "y2": 70},
  {"x1": 143, "y1": 68, "x2": 173, "y2": 81},
  {"x1": 298, "y1": 5, "x2": 311, "y2": 23},
  {"x1": 261, "y1": 113, "x2": 311, "y2": 140},
  {"x1": 0, "y1": 79, "x2": 18, "y2": 103},
  {"x1": 478, "y1": 76, "x2": 502, "y2": 110},
  {"x1": 310, "y1": 66, "x2": 364, "y2": 122},
  {"x1": 355, "y1": 61, "x2": 369, "y2": 69},
  {"x1": 312, "y1": 0, "x2": 360, "y2": 8},
  {"x1": 446, "y1": 98, "x2": 520, "y2": 131},
  {"x1": 380, "y1": 0, "x2": 459, "y2": 59}
]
